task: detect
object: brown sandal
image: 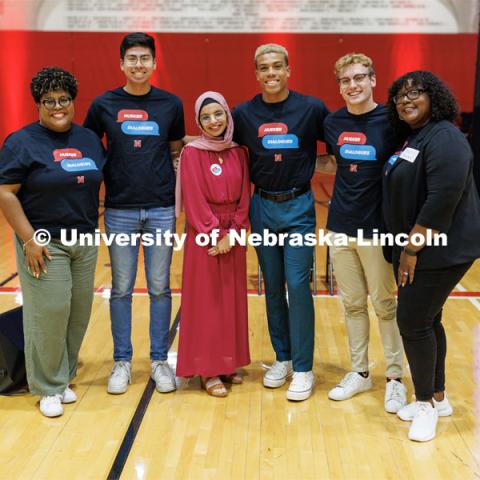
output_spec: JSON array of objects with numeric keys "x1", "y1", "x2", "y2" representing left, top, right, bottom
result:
[
  {"x1": 201, "y1": 376, "x2": 228, "y2": 397},
  {"x1": 220, "y1": 372, "x2": 243, "y2": 384}
]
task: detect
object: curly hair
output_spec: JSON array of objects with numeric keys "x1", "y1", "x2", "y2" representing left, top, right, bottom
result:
[
  {"x1": 387, "y1": 70, "x2": 458, "y2": 141},
  {"x1": 30, "y1": 67, "x2": 78, "y2": 103}
]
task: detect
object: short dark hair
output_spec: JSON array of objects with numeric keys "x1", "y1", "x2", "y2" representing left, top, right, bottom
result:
[
  {"x1": 120, "y1": 32, "x2": 156, "y2": 59},
  {"x1": 387, "y1": 70, "x2": 458, "y2": 140},
  {"x1": 30, "y1": 67, "x2": 78, "y2": 103}
]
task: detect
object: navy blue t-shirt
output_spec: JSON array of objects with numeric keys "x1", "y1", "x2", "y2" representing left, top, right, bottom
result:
[
  {"x1": 324, "y1": 105, "x2": 398, "y2": 238},
  {"x1": 84, "y1": 86, "x2": 185, "y2": 209},
  {"x1": 232, "y1": 91, "x2": 329, "y2": 191},
  {"x1": 0, "y1": 122, "x2": 105, "y2": 237}
]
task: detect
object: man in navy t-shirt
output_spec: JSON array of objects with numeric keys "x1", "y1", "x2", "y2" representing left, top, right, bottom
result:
[
  {"x1": 321, "y1": 53, "x2": 406, "y2": 412},
  {"x1": 233, "y1": 44, "x2": 329, "y2": 401},
  {"x1": 84, "y1": 32, "x2": 185, "y2": 395}
]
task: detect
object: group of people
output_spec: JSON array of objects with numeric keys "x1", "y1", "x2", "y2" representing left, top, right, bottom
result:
[{"x1": 0, "y1": 33, "x2": 478, "y2": 444}]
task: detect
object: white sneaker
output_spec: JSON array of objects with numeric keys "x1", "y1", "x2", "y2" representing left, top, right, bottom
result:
[
  {"x1": 151, "y1": 360, "x2": 176, "y2": 393},
  {"x1": 62, "y1": 385, "x2": 77, "y2": 404},
  {"x1": 328, "y1": 372, "x2": 373, "y2": 401},
  {"x1": 40, "y1": 395, "x2": 64, "y2": 417},
  {"x1": 287, "y1": 371, "x2": 315, "y2": 401},
  {"x1": 397, "y1": 393, "x2": 453, "y2": 421},
  {"x1": 408, "y1": 402, "x2": 438, "y2": 442},
  {"x1": 107, "y1": 361, "x2": 131, "y2": 394},
  {"x1": 384, "y1": 380, "x2": 407, "y2": 413},
  {"x1": 433, "y1": 393, "x2": 454, "y2": 416},
  {"x1": 263, "y1": 360, "x2": 293, "y2": 388}
]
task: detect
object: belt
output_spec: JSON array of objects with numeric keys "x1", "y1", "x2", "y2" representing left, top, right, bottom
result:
[{"x1": 254, "y1": 184, "x2": 310, "y2": 203}]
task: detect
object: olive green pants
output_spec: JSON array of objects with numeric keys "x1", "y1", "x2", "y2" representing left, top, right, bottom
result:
[{"x1": 15, "y1": 236, "x2": 97, "y2": 396}]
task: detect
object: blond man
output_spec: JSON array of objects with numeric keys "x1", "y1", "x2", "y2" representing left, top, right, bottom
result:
[{"x1": 321, "y1": 53, "x2": 406, "y2": 412}]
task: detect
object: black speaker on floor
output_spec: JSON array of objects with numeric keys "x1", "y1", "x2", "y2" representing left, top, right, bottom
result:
[{"x1": 0, "y1": 307, "x2": 27, "y2": 394}]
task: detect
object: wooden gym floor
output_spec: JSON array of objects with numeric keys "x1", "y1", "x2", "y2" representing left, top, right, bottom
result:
[{"x1": 0, "y1": 172, "x2": 479, "y2": 480}]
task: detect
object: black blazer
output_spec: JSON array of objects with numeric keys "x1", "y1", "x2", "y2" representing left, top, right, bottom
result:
[{"x1": 383, "y1": 120, "x2": 480, "y2": 269}]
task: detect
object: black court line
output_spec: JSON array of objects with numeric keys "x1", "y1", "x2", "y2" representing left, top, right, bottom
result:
[
  {"x1": 107, "y1": 307, "x2": 181, "y2": 480},
  {"x1": 0, "y1": 272, "x2": 18, "y2": 287}
]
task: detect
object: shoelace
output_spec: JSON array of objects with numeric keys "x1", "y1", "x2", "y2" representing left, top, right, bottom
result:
[
  {"x1": 386, "y1": 381, "x2": 403, "y2": 401},
  {"x1": 112, "y1": 362, "x2": 130, "y2": 379},
  {"x1": 152, "y1": 362, "x2": 171, "y2": 378},
  {"x1": 416, "y1": 402, "x2": 433, "y2": 416},
  {"x1": 269, "y1": 362, "x2": 289, "y2": 375},
  {"x1": 43, "y1": 394, "x2": 62, "y2": 404},
  {"x1": 291, "y1": 372, "x2": 315, "y2": 388},
  {"x1": 291, "y1": 372, "x2": 308, "y2": 383},
  {"x1": 337, "y1": 372, "x2": 361, "y2": 388}
]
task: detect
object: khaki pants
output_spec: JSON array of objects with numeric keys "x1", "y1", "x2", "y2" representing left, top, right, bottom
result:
[
  {"x1": 329, "y1": 233, "x2": 403, "y2": 378},
  {"x1": 15, "y1": 236, "x2": 97, "y2": 396}
]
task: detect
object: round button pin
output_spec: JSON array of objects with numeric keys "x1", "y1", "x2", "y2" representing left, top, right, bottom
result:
[{"x1": 210, "y1": 164, "x2": 222, "y2": 176}]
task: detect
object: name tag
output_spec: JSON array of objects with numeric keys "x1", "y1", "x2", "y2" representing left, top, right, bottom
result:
[{"x1": 399, "y1": 147, "x2": 420, "y2": 163}]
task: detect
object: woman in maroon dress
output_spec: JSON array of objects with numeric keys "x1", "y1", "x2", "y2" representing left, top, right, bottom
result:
[{"x1": 176, "y1": 91, "x2": 250, "y2": 397}]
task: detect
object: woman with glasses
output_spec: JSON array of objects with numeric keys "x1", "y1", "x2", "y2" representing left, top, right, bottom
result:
[
  {"x1": 175, "y1": 91, "x2": 250, "y2": 397},
  {"x1": 384, "y1": 71, "x2": 480, "y2": 441},
  {"x1": 0, "y1": 67, "x2": 105, "y2": 417}
]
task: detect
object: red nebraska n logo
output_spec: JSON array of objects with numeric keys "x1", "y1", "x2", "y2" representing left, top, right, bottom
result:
[
  {"x1": 274, "y1": 154, "x2": 282, "y2": 162},
  {"x1": 77, "y1": 176, "x2": 85, "y2": 184},
  {"x1": 134, "y1": 140, "x2": 142, "y2": 148}
]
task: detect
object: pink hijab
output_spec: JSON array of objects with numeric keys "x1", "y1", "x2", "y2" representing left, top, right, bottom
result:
[{"x1": 175, "y1": 91, "x2": 238, "y2": 217}]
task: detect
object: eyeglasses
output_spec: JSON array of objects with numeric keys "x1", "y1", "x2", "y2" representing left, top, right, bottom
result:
[
  {"x1": 337, "y1": 73, "x2": 371, "y2": 88},
  {"x1": 124, "y1": 55, "x2": 154, "y2": 66},
  {"x1": 41, "y1": 96, "x2": 72, "y2": 110},
  {"x1": 199, "y1": 111, "x2": 226, "y2": 125},
  {"x1": 393, "y1": 88, "x2": 426, "y2": 104}
]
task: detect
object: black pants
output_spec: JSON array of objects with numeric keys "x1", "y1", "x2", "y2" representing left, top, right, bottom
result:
[{"x1": 395, "y1": 261, "x2": 472, "y2": 401}]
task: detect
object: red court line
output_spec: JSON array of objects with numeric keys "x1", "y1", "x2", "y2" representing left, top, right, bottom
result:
[
  {"x1": 248, "y1": 290, "x2": 480, "y2": 297},
  {"x1": 2, "y1": 286, "x2": 480, "y2": 297}
]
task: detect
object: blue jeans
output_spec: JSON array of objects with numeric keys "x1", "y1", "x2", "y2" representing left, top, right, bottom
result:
[
  {"x1": 250, "y1": 191, "x2": 316, "y2": 372},
  {"x1": 104, "y1": 207, "x2": 175, "y2": 361}
]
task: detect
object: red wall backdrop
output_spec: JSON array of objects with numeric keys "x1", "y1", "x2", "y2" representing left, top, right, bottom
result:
[{"x1": 0, "y1": 31, "x2": 477, "y2": 141}]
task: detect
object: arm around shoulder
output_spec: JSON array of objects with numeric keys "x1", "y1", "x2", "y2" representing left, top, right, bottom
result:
[
  {"x1": 83, "y1": 100, "x2": 104, "y2": 139},
  {"x1": 316, "y1": 154, "x2": 336, "y2": 174},
  {"x1": 230, "y1": 147, "x2": 250, "y2": 232}
]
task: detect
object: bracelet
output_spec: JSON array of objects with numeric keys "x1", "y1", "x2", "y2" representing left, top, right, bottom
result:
[
  {"x1": 22, "y1": 236, "x2": 35, "y2": 253},
  {"x1": 403, "y1": 247, "x2": 417, "y2": 257}
]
